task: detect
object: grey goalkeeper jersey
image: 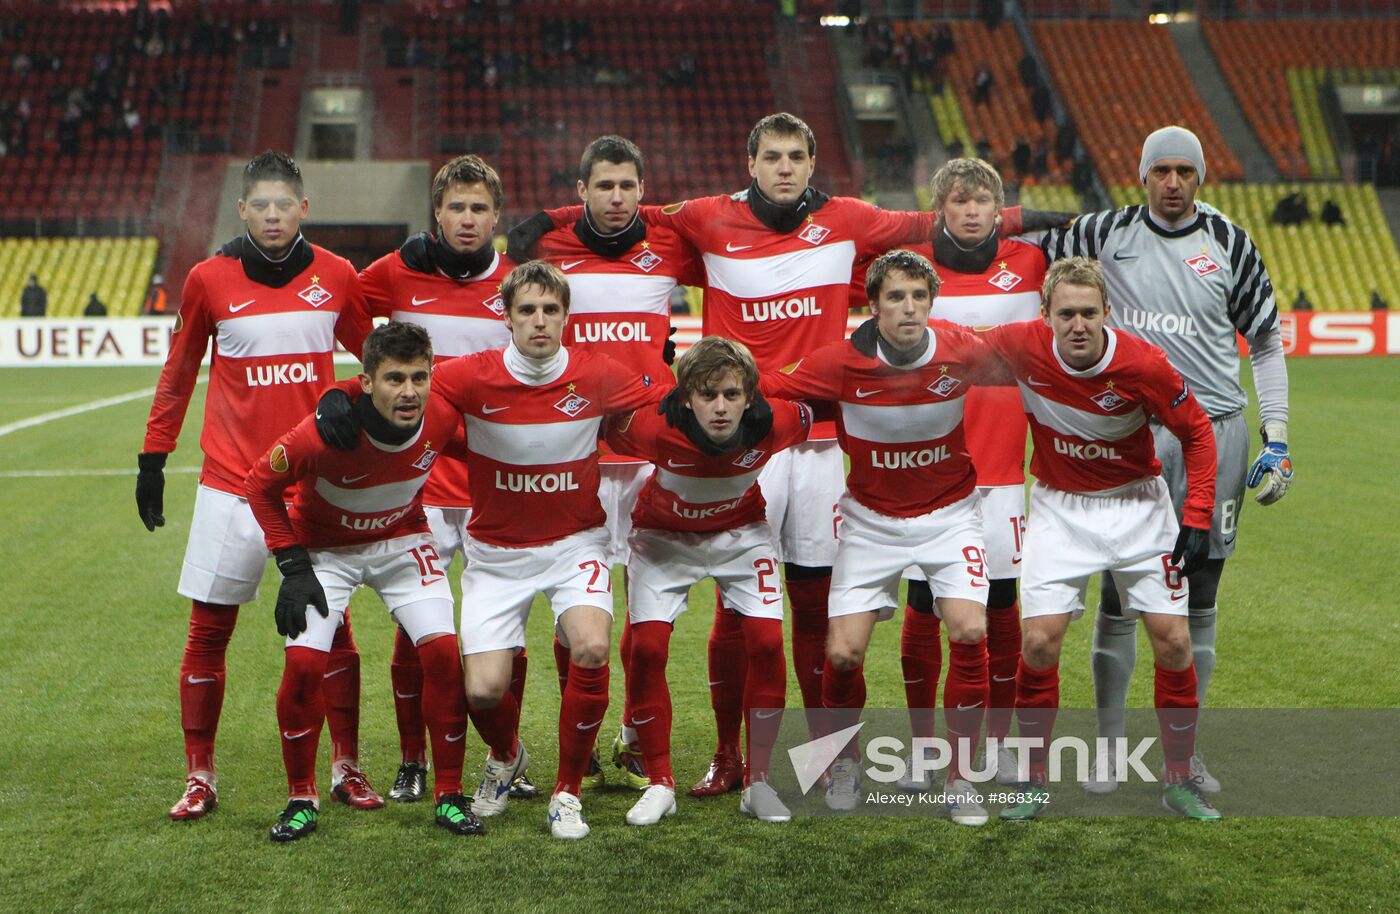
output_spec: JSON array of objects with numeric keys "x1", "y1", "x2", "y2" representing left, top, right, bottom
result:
[{"x1": 1040, "y1": 205, "x2": 1278, "y2": 418}]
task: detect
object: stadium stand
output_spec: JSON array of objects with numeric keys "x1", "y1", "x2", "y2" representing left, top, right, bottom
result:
[
  {"x1": 1108, "y1": 182, "x2": 1400, "y2": 312},
  {"x1": 1033, "y1": 20, "x2": 1243, "y2": 187},
  {"x1": 0, "y1": 236, "x2": 157, "y2": 317},
  {"x1": 1202, "y1": 19, "x2": 1400, "y2": 179},
  {"x1": 1019, "y1": 183, "x2": 1082, "y2": 213}
]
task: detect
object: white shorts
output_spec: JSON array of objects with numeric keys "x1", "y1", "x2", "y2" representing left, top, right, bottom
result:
[
  {"x1": 627, "y1": 522, "x2": 784, "y2": 625},
  {"x1": 1020, "y1": 478, "x2": 1187, "y2": 622},
  {"x1": 293, "y1": 532, "x2": 456, "y2": 652},
  {"x1": 758, "y1": 439, "x2": 844, "y2": 567},
  {"x1": 177, "y1": 484, "x2": 271, "y2": 605},
  {"x1": 459, "y1": 527, "x2": 615, "y2": 655},
  {"x1": 599, "y1": 462, "x2": 653, "y2": 565},
  {"x1": 829, "y1": 492, "x2": 989, "y2": 622},
  {"x1": 425, "y1": 505, "x2": 472, "y2": 565},
  {"x1": 904, "y1": 484, "x2": 1026, "y2": 584}
]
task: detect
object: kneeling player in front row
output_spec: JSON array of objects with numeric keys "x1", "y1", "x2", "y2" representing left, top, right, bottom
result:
[
  {"x1": 604, "y1": 337, "x2": 813, "y2": 826},
  {"x1": 977, "y1": 257, "x2": 1220, "y2": 821},
  {"x1": 763, "y1": 250, "x2": 999, "y2": 827},
  {"x1": 245, "y1": 322, "x2": 482, "y2": 841}
]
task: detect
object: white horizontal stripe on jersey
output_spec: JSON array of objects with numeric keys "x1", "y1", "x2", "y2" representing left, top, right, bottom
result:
[
  {"x1": 314, "y1": 474, "x2": 427, "y2": 514},
  {"x1": 390, "y1": 311, "x2": 510, "y2": 358},
  {"x1": 933, "y1": 290, "x2": 1041, "y2": 328},
  {"x1": 703, "y1": 240, "x2": 857, "y2": 298},
  {"x1": 465, "y1": 414, "x2": 599, "y2": 466},
  {"x1": 841, "y1": 398, "x2": 966, "y2": 444},
  {"x1": 565, "y1": 273, "x2": 676, "y2": 314},
  {"x1": 1018, "y1": 384, "x2": 1145, "y2": 441},
  {"x1": 214, "y1": 310, "x2": 338, "y2": 358},
  {"x1": 654, "y1": 466, "x2": 762, "y2": 504}
]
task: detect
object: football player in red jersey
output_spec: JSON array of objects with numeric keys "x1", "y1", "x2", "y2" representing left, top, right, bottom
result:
[
  {"x1": 138, "y1": 151, "x2": 377, "y2": 821},
  {"x1": 977, "y1": 258, "x2": 1220, "y2": 821},
  {"x1": 246, "y1": 321, "x2": 481, "y2": 842}
]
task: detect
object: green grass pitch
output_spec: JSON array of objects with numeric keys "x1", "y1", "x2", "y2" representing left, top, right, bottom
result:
[{"x1": 0, "y1": 359, "x2": 1396, "y2": 913}]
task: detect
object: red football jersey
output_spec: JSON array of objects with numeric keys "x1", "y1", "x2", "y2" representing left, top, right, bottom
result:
[
  {"x1": 604, "y1": 399, "x2": 813, "y2": 534},
  {"x1": 431, "y1": 345, "x2": 666, "y2": 547},
  {"x1": 245, "y1": 394, "x2": 466, "y2": 551},
  {"x1": 762, "y1": 323, "x2": 1000, "y2": 517},
  {"x1": 980, "y1": 321, "x2": 1217, "y2": 528},
  {"x1": 353, "y1": 247, "x2": 515, "y2": 509},
  {"x1": 142, "y1": 244, "x2": 371, "y2": 496}
]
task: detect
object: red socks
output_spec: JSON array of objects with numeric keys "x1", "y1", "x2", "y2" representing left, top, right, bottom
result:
[
  {"x1": 900, "y1": 607, "x2": 942, "y2": 742},
  {"x1": 786, "y1": 576, "x2": 830, "y2": 712},
  {"x1": 986, "y1": 603, "x2": 1021, "y2": 740},
  {"x1": 707, "y1": 594, "x2": 748, "y2": 756},
  {"x1": 324, "y1": 613, "x2": 361, "y2": 767},
  {"x1": 277, "y1": 646, "x2": 328, "y2": 798},
  {"x1": 625, "y1": 622, "x2": 675, "y2": 787},
  {"x1": 510, "y1": 647, "x2": 528, "y2": 713},
  {"x1": 555, "y1": 661, "x2": 610, "y2": 796},
  {"x1": 1014, "y1": 659, "x2": 1060, "y2": 784},
  {"x1": 390, "y1": 626, "x2": 426, "y2": 765},
  {"x1": 552, "y1": 636, "x2": 571, "y2": 694},
  {"x1": 1155, "y1": 663, "x2": 1199, "y2": 784},
  {"x1": 179, "y1": 601, "x2": 237, "y2": 774},
  {"x1": 417, "y1": 636, "x2": 469, "y2": 800},
  {"x1": 468, "y1": 690, "x2": 520, "y2": 763},
  {"x1": 943, "y1": 638, "x2": 989, "y2": 782},
  {"x1": 739, "y1": 616, "x2": 786, "y2": 785},
  {"x1": 821, "y1": 657, "x2": 865, "y2": 760}
]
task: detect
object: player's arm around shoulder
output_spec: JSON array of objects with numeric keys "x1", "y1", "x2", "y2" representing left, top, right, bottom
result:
[
  {"x1": 602, "y1": 406, "x2": 662, "y2": 462},
  {"x1": 758, "y1": 342, "x2": 843, "y2": 402},
  {"x1": 768, "y1": 398, "x2": 816, "y2": 450},
  {"x1": 334, "y1": 262, "x2": 373, "y2": 359},
  {"x1": 938, "y1": 320, "x2": 1015, "y2": 387},
  {"x1": 594, "y1": 349, "x2": 670, "y2": 414},
  {"x1": 244, "y1": 415, "x2": 321, "y2": 551}
]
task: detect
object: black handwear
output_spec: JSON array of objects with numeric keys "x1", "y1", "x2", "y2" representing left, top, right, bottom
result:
[
  {"x1": 273, "y1": 546, "x2": 329, "y2": 639},
  {"x1": 135, "y1": 451, "x2": 167, "y2": 531},
  {"x1": 314, "y1": 388, "x2": 359, "y2": 450},
  {"x1": 1171, "y1": 525, "x2": 1210, "y2": 578}
]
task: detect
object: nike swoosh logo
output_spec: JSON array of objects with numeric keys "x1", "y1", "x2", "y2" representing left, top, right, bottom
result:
[
  {"x1": 1168, "y1": 722, "x2": 1195, "y2": 732},
  {"x1": 395, "y1": 690, "x2": 419, "y2": 700},
  {"x1": 445, "y1": 731, "x2": 466, "y2": 742},
  {"x1": 991, "y1": 675, "x2": 1016, "y2": 683},
  {"x1": 1223, "y1": 535, "x2": 1237, "y2": 546},
  {"x1": 410, "y1": 295, "x2": 437, "y2": 306},
  {"x1": 902, "y1": 678, "x2": 923, "y2": 684},
  {"x1": 341, "y1": 474, "x2": 369, "y2": 484},
  {"x1": 854, "y1": 388, "x2": 883, "y2": 399},
  {"x1": 812, "y1": 667, "x2": 824, "y2": 676},
  {"x1": 575, "y1": 719, "x2": 603, "y2": 731},
  {"x1": 762, "y1": 595, "x2": 782, "y2": 605},
  {"x1": 1011, "y1": 557, "x2": 1023, "y2": 565},
  {"x1": 957, "y1": 702, "x2": 983, "y2": 711},
  {"x1": 323, "y1": 667, "x2": 349, "y2": 679},
  {"x1": 707, "y1": 680, "x2": 724, "y2": 687},
  {"x1": 1171, "y1": 591, "x2": 1187, "y2": 602},
  {"x1": 560, "y1": 260, "x2": 586, "y2": 271},
  {"x1": 725, "y1": 242, "x2": 752, "y2": 252},
  {"x1": 481, "y1": 405, "x2": 510, "y2": 414},
  {"x1": 1112, "y1": 251, "x2": 1138, "y2": 262},
  {"x1": 186, "y1": 675, "x2": 217, "y2": 684},
  {"x1": 754, "y1": 709, "x2": 782, "y2": 720},
  {"x1": 631, "y1": 716, "x2": 656, "y2": 726},
  {"x1": 229, "y1": 299, "x2": 255, "y2": 313},
  {"x1": 283, "y1": 728, "x2": 313, "y2": 740},
  {"x1": 666, "y1": 459, "x2": 695, "y2": 468},
  {"x1": 1026, "y1": 376, "x2": 1052, "y2": 388}
]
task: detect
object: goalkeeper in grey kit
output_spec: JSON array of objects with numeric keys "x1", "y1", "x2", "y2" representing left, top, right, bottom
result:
[{"x1": 1038, "y1": 126, "x2": 1294, "y2": 793}]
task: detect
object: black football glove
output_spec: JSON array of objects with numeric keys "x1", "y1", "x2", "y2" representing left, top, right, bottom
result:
[
  {"x1": 506, "y1": 210, "x2": 554, "y2": 264},
  {"x1": 1171, "y1": 524, "x2": 1211, "y2": 578},
  {"x1": 315, "y1": 388, "x2": 359, "y2": 450},
  {"x1": 1017, "y1": 206, "x2": 1080, "y2": 233},
  {"x1": 273, "y1": 546, "x2": 330, "y2": 639},
  {"x1": 663, "y1": 326, "x2": 678, "y2": 366},
  {"x1": 136, "y1": 451, "x2": 167, "y2": 531},
  {"x1": 657, "y1": 385, "x2": 687, "y2": 428}
]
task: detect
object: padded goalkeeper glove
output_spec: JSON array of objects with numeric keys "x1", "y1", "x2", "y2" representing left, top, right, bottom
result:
[
  {"x1": 136, "y1": 451, "x2": 167, "y2": 531},
  {"x1": 1171, "y1": 524, "x2": 1211, "y2": 578},
  {"x1": 315, "y1": 388, "x2": 359, "y2": 450},
  {"x1": 273, "y1": 546, "x2": 329, "y2": 639},
  {"x1": 1246, "y1": 420, "x2": 1293, "y2": 506}
]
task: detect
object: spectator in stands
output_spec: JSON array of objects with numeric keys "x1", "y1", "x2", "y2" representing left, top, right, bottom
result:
[
  {"x1": 1019, "y1": 54, "x2": 1039, "y2": 88},
  {"x1": 973, "y1": 65, "x2": 993, "y2": 106},
  {"x1": 933, "y1": 24, "x2": 955, "y2": 58},
  {"x1": 1056, "y1": 122, "x2": 1077, "y2": 162},
  {"x1": 1032, "y1": 138, "x2": 1050, "y2": 179},
  {"x1": 976, "y1": 137, "x2": 993, "y2": 163},
  {"x1": 981, "y1": 0, "x2": 1004, "y2": 30},
  {"x1": 1320, "y1": 199, "x2": 1345, "y2": 227},
  {"x1": 144, "y1": 276, "x2": 169, "y2": 315},
  {"x1": 1031, "y1": 81, "x2": 1052, "y2": 123},
  {"x1": 1292, "y1": 289, "x2": 1313, "y2": 312},
  {"x1": 1372, "y1": 290, "x2": 1390, "y2": 312},
  {"x1": 85, "y1": 293, "x2": 108, "y2": 317},
  {"x1": 1012, "y1": 138, "x2": 1032, "y2": 179},
  {"x1": 1271, "y1": 192, "x2": 1309, "y2": 226},
  {"x1": 20, "y1": 274, "x2": 47, "y2": 317}
]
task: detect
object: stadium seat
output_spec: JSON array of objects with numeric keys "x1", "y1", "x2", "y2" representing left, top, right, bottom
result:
[{"x1": 0, "y1": 237, "x2": 157, "y2": 317}]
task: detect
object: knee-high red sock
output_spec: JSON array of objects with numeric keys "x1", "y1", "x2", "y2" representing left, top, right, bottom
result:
[
  {"x1": 553, "y1": 636, "x2": 571, "y2": 695},
  {"x1": 618, "y1": 618, "x2": 635, "y2": 732},
  {"x1": 417, "y1": 636, "x2": 469, "y2": 800},
  {"x1": 708, "y1": 592, "x2": 747, "y2": 756},
  {"x1": 510, "y1": 647, "x2": 528, "y2": 713},
  {"x1": 943, "y1": 638, "x2": 989, "y2": 782},
  {"x1": 278, "y1": 646, "x2": 328, "y2": 799},
  {"x1": 390, "y1": 626, "x2": 426, "y2": 765},
  {"x1": 556, "y1": 661, "x2": 610, "y2": 795},
  {"x1": 986, "y1": 603, "x2": 1022, "y2": 740},
  {"x1": 324, "y1": 612, "x2": 361, "y2": 771},
  {"x1": 822, "y1": 658, "x2": 866, "y2": 759},
  {"x1": 739, "y1": 616, "x2": 786, "y2": 785},
  {"x1": 1155, "y1": 663, "x2": 1199, "y2": 784},
  {"x1": 786, "y1": 576, "x2": 830, "y2": 713},
  {"x1": 1015, "y1": 659, "x2": 1059, "y2": 784},
  {"x1": 468, "y1": 690, "x2": 519, "y2": 762},
  {"x1": 900, "y1": 607, "x2": 942, "y2": 742},
  {"x1": 179, "y1": 601, "x2": 237, "y2": 775},
  {"x1": 626, "y1": 622, "x2": 674, "y2": 787}
]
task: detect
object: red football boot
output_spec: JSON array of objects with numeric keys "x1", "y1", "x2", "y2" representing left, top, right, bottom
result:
[
  {"x1": 688, "y1": 752, "x2": 745, "y2": 798},
  {"x1": 330, "y1": 767, "x2": 385, "y2": 810},
  {"x1": 170, "y1": 776, "x2": 218, "y2": 821}
]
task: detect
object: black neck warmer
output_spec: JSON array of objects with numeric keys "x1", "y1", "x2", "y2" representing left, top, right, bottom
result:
[
  {"x1": 931, "y1": 226, "x2": 999, "y2": 274},
  {"x1": 433, "y1": 231, "x2": 496, "y2": 280},
  {"x1": 220, "y1": 232, "x2": 314, "y2": 288},
  {"x1": 574, "y1": 208, "x2": 647, "y2": 257},
  {"x1": 850, "y1": 317, "x2": 929, "y2": 366},
  {"x1": 660, "y1": 387, "x2": 775, "y2": 456},
  {"x1": 354, "y1": 392, "x2": 420, "y2": 447},
  {"x1": 745, "y1": 180, "x2": 830, "y2": 234}
]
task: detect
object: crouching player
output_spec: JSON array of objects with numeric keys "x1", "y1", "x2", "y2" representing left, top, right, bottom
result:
[
  {"x1": 604, "y1": 337, "x2": 814, "y2": 826},
  {"x1": 763, "y1": 250, "x2": 998, "y2": 826},
  {"x1": 245, "y1": 321, "x2": 482, "y2": 841},
  {"x1": 979, "y1": 258, "x2": 1220, "y2": 821}
]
